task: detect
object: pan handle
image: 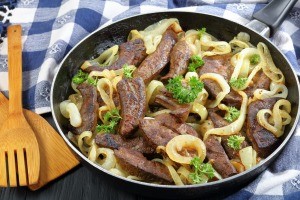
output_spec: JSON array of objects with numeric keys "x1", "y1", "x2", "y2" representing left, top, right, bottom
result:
[{"x1": 252, "y1": 0, "x2": 297, "y2": 37}]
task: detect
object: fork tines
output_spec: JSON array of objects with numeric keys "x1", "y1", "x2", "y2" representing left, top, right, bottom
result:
[{"x1": 0, "y1": 148, "x2": 31, "y2": 187}]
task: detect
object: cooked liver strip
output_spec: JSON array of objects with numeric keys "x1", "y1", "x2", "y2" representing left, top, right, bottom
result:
[
  {"x1": 155, "y1": 113, "x2": 198, "y2": 137},
  {"x1": 155, "y1": 89, "x2": 190, "y2": 122},
  {"x1": 208, "y1": 110, "x2": 248, "y2": 159},
  {"x1": 244, "y1": 70, "x2": 270, "y2": 97},
  {"x1": 247, "y1": 98, "x2": 279, "y2": 158},
  {"x1": 133, "y1": 29, "x2": 178, "y2": 84},
  {"x1": 84, "y1": 38, "x2": 147, "y2": 72},
  {"x1": 205, "y1": 135, "x2": 237, "y2": 178},
  {"x1": 139, "y1": 113, "x2": 198, "y2": 149},
  {"x1": 139, "y1": 118, "x2": 178, "y2": 148},
  {"x1": 117, "y1": 77, "x2": 146, "y2": 138},
  {"x1": 114, "y1": 147, "x2": 173, "y2": 184},
  {"x1": 73, "y1": 83, "x2": 99, "y2": 135},
  {"x1": 95, "y1": 134, "x2": 154, "y2": 154},
  {"x1": 198, "y1": 54, "x2": 242, "y2": 107},
  {"x1": 161, "y1": 40, "x2": 192, "y2": 80}
]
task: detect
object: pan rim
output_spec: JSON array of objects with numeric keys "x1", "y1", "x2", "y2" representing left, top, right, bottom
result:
[{"x1": 50, "y1": 10, "x2": 300, "y2": 189}]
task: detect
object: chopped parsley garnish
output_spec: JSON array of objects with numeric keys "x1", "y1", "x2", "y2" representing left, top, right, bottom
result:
[
  {"x1": 198, "y1": 27, "x2": 206, "y2": 39},
  {"x1": 87, "y1": 76, "x2": 98, "y2": 86},
  {"x1": 224, "y1": 106, "x2": 240, "y2": 122},
  {"x1": 96, "y1": 120, "x2": 118, "y2": 133},
  {"x1": 166, "y1": 75, "x2": 204, "y2": 104},
  {"x1": 189, "y1": 157, "x2": 214, "y2": 184},
  {"x1": 72, "y1": 70, "x2": 88, "y2": 84},
  {"x1": 103, "y1": 108, "x2": 122, "y2": 123},
  {"x1": 123, "y1": 64, "x2": 134, "y2": 78},
  {"x1": 227, "y1": 135, "x2": 245, "y2": 150},
  {"x1": 229, "y1": 77, "x2": 247, "y2": 89},
  {"x1": 96, "y1": 108, "x2": 121, "y2": 133},
  {"x1": 250, "y1": 54, "x2": 260, "y2": 65},
  {"x1": 72, "y1": 70, "x2": 98, "y2": 86},
  {"x1": 188, "y1": 55, "x2": 205, "y2": 72}
]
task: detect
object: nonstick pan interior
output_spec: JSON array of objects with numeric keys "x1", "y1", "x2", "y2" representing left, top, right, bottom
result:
[{"x1": 51, "y1": 11, "x2": 300, "y2": 199}]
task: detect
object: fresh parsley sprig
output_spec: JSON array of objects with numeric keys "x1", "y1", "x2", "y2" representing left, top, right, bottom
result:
[
  {"x1": 96, "y1": 108, "x2": 121, "y2": 133},
  {"x1": 188, "y1": 55, "x2": 205, "y2": 72},
  {"x1": 87, "y1": 77, "x2": 98, "y2": 86},
  {"x1": 96, "y1": 120, "x2": 118, "y2": 133},
  {"x1": 250, "y1": 54, "x2": 260, "y2": 65},
  {"x1": 122, "y1": 64, "x2": 134, "y2": 78},
  {"x1": 72, "y1": 70, "x2": 89, "y2": 84},
  {"x1": 166, "y1": 76, "x2": 204, "y2": 104},
  {"x1": 103, "y1": 108, "x2": 122, "y2": 123},
  {"x1": 189, "y1": 157, "x2": 214, "y2": 184},
  {"x1": 229, "y1": 77, "x2": 247, "y2": 89},
  {"x1": 198, "y1": 27, "x2": 206, "y2": 39},
  {"x1": 227, "y1": 135, "x2": 245, "y2": 150},
  {"x1": 72, "y1": 70, "x2": 98, "y2": 86},
  {"x1": 224, "y1": 106, "x2": 240, "y2": 122}
]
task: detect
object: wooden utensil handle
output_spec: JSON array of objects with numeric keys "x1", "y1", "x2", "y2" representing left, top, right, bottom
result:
[
  {"x1": 7, "y1": 25, "x2": 23, "y2": 115},
  {"x1": 0, "y1": 92, "x2": 7, "y2": 109}
]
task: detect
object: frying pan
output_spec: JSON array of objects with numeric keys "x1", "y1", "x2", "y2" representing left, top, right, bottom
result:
[{"x1": 51, "y1": 0, "x2": 300, "y2": 199}]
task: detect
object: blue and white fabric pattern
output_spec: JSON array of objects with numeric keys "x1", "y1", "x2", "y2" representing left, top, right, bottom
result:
[{"x1": 0, "y1": 0, "x2": 300, "y2": 198}]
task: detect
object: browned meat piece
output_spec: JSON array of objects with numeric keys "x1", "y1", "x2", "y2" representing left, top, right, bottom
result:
[
  {"x1": 73, "y1": 83, "x2": 99, "y2": 135},
  {"x1": 208, "y1": 110, "x2": 248, "y2": 159},
  {"x1": 244, "y1": 70, "x2": 270, "y2": 97},
  {"x1": 169, "y1": 107, "x2": 191, "y2": 123},
  {"x1": 131, "y1": 39, "x2": 148, "y2": 66},
  {"x1": 247, "y1": 98, "x2": 279, "y2": 158},
  {"x1": 95, "y1": 134, "x2": 154, "y2": 154},
  {"x1": 208, "y1": 109, "x2": 227, "y2": 128},
  {"x1": 97, "y1": 93, "x2": 104, "y2": 106},
  {"x1": 117, "y1": 77, "x2": 146, "y2": 137},
  {"x1": 139, "y1": 113, "x2": 198, "y2": 149},
  {"x1": 139, "y1": 118, "x2": 178, "y2": 148},
  {"x1": 161, "y1": 40, "x2": 192, "y2": 80},
  {"x1": 201, "y1": 54, "x2": 233, "y2": 80},
  {"x1": 114, "y1": 147, "x2": 173, "y2": 184},
  {"x1": 133, "y1": 29, "x2": 178, "y2": 84},
  {"x1": 112, "y1": 92, "x2": 120, "y2": 108},
  {"x1": 84, "y1": 38, "x2": 147, "y2": 72},
  {"x1": 154, "y1": 89, "x2": 180, "y2": 109},
  {"x1": 155, "y1": 113, "x2": 198, "y2": 137},
  {"x1": 205, "y1": 135, "x2": 237, "y2": 178},
  {"x1": 198, "y1": 54, "x2": 242, "y2": 107},
  {"x1": 155, "y1": 89, "x2": 190, "y2": 122}
]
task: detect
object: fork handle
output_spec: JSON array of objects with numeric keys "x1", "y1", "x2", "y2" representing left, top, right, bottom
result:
[{"x1": 7, "y1": 25, "x2": 23, "y2": 115}]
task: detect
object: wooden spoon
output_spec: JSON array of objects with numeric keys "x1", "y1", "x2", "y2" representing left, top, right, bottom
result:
[
  {"x1": 0, "y1": 92, "x2": 79, "y2": 190},
  {"x1": 0, "y1": 25, "x2": 40, "y2": 187}
]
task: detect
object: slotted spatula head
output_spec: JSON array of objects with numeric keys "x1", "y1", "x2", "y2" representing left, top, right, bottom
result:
[
  {"x1": 0, "y1": 25, "x2": 40, "y2": 187},
  {"x1": 0, "y1": 92, "x2": 79, "y2": 190}
]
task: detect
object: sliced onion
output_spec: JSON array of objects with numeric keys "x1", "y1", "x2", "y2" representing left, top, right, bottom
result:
[
  {"x1": 239, "y1": 146, "x2": 253, "y2": 170},
  {"x1": 166, "y1": 135, "x2": 206, "y2": 164},
  {"x1": 60, "y1": 100, "x2": 71, "y2": 118},
  {"x1": 203, "y1": 91, "x2": 248, "y2": 140},
  {"x1": 66, "y1": 102, "x2": 82, "y2": 127}
]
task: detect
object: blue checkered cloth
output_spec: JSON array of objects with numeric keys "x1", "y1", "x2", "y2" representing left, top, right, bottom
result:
[{"x1": 0, "y1": 0, "x2": 300, "y2": 198}]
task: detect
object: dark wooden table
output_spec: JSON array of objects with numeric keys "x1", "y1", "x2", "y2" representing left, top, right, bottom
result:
[{"x1": 0, "y1": 113, "x2": 243, "y2": 200}]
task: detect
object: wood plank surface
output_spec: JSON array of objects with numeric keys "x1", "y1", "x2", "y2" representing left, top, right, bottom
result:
[{"x1": 0, "y1": 165, "x2": 139, "y2": 200}]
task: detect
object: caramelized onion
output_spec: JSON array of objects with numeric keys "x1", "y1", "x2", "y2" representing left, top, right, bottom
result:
[{"x1": 166, "y1": 135, "x2": 206, "y2": 165}]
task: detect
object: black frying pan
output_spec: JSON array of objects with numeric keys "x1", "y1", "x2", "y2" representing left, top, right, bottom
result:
[{"x1": 51, "y1": 0, "x2": 300, "y2": 199}]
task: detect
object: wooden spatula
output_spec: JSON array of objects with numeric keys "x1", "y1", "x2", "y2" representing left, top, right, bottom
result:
[
  {"x1": 0, "y1": 92, "x2": 80, "y2": 190},
  {"x1": 0, "y1": 25, "x2": 40, "y2": 187}
]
